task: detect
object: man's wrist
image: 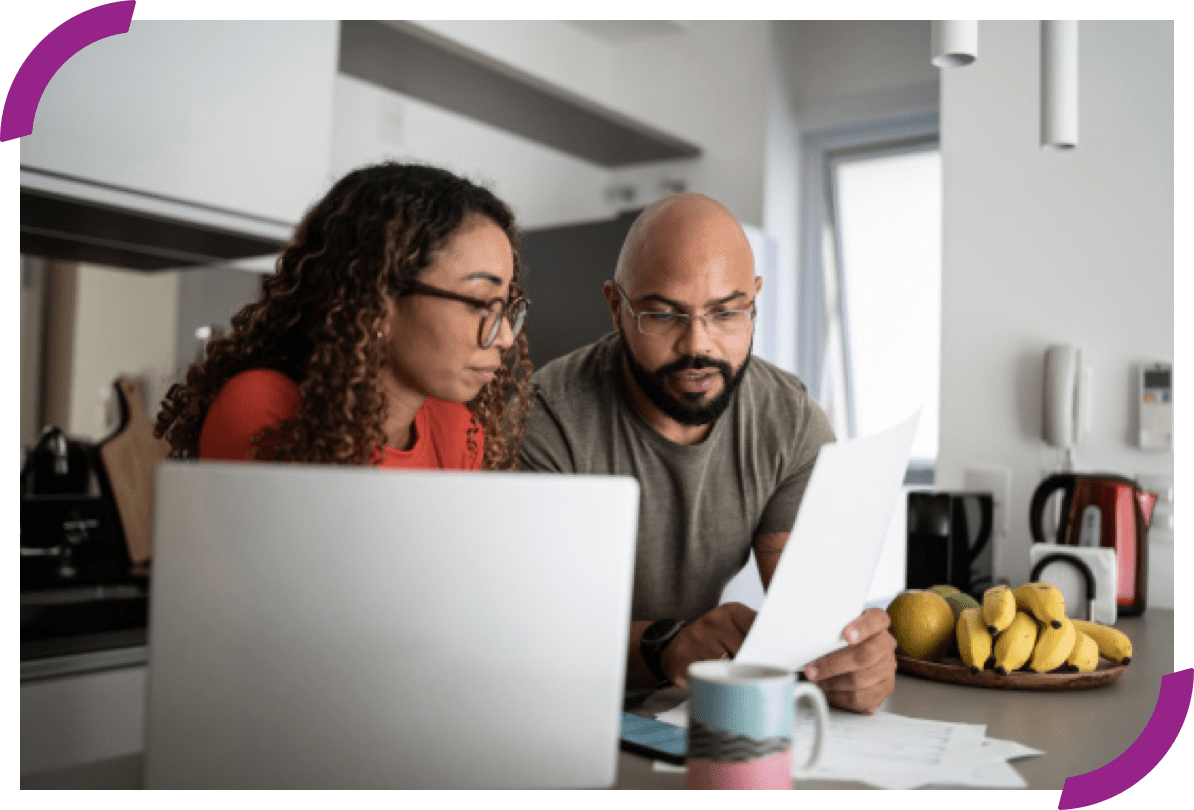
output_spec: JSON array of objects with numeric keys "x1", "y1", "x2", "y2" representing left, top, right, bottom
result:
[{"x1": 639, "y1": 619, "x2": 686, "y2": 686}]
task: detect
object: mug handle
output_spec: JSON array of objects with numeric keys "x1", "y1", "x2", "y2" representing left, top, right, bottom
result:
[{"x1": 790, "y1": 682, "x2": 829, "y2": 778}]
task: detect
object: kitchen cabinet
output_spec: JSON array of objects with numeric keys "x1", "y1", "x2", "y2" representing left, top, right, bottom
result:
[
  {"x1": 20, "y1": 21, "x2": 338, "y2": 232},
  {"x1": 21, "y1": 663, "x2": 147, "y2": 778}
]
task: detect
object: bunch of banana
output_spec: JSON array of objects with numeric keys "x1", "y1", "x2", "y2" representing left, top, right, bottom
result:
[{"x1": 983, "y1": 587, "x2": 1134, "y2": 675}]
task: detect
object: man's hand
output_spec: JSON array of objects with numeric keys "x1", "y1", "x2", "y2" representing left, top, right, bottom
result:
[
  {"x1": 802, "y1": 608, "x2": 897, "y2": 714},
  {"x1": 660, "y1": 602, "x2": 756, "y2": 689}
]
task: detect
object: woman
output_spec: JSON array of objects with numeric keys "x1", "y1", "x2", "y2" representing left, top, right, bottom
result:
[{"x1": 155, "y1": 162, "x2": 533, "y2": 470}]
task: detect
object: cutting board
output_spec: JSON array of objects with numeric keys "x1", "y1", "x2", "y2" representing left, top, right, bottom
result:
[{"x1": 97, "y1": 376, "x2": 170, "y2": 566}]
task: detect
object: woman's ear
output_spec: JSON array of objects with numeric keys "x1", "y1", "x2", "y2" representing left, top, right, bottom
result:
[{"x1": 377, "y1": 297, "x2": 399, "y2": 341}]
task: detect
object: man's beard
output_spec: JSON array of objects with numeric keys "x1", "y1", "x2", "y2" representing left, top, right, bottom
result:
[{"x1": 617, "y1": 332, "x2": 751, "y2": 427}]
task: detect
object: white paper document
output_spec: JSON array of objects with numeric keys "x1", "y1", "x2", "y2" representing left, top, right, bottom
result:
[
  {"x1": 651, "y1": 705, "x2": 1043, "y2": 789},
  {"x1": 735, "y1": 412, "x2": 919, "y2": 672}
]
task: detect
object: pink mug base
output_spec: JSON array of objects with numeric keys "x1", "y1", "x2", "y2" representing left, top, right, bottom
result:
[{"x1": 684, "y1": 750, "x2": 793, "y2": 790}]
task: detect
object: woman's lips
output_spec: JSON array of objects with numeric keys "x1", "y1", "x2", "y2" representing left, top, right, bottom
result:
[{"x1": 471, "y1": 367, "x2": 498, "y2": 383}]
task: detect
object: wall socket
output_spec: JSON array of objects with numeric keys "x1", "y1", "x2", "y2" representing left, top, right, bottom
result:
[{"x1": 964, "y1": 464, "x2": 1011, "y2": 545}]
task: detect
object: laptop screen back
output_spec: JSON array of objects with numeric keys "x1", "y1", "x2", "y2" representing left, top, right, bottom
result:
[{"x1": 143, "y1": 462, "x2": 639, "y2": 788}]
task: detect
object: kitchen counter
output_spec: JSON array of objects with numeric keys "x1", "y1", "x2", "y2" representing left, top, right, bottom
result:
[
  {"x1": 22, "y1": 610, "x2": 1176, "y2": 789},
  {"x1": 21, "y1": 581, "x2": 149, "y2": 682},
  {"x1": 615, "y1": 608, "x2": 1175, "y2": 789}
]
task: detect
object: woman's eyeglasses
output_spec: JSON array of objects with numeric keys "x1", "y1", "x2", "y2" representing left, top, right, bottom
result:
[{"x1": 398, "y1": 280, "x2": 529, "y2": 349}]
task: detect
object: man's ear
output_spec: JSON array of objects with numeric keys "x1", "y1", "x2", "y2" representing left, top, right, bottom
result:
[
  {"x1": 602, "y1": 281, "x2": 622, "y2": 332},
  {"x1": 754, "y1": 275, "x2": 763, "y2": 297}
]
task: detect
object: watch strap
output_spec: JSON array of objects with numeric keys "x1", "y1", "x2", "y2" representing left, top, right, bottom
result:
[{"x1": 640, "y1": 619, "x2": 686, "y2": 687}]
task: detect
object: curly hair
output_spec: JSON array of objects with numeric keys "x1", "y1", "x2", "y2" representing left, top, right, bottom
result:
[{"x1": 154, "y1": 162, "x2": 534, "y2": 470}]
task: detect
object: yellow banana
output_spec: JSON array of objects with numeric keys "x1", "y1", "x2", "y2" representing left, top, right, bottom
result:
[
  {"x1": 993, "y1": 611, "x2": 1039, "y2": 674},
  {"x1": 1066, "y1": 629, "x2": 1100, "y2": 673},
  {"x1": 982, "y1": 585, "x2": 1017, "y2": 636},
  {"x1": 1027, "y1": 616, "x2": 1077, "y2": 673},
  {"x1": 1013, "y1": 582, "x2": 1067, "y2": 629},
  {"x1": 1071, "y1": 619, "x2": 1133, "y2": 665},
  {"x1": 956, "y1": 608, "x2": 995, "y2": 673}
]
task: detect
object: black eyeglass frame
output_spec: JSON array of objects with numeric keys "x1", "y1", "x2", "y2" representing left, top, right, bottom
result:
[
  {"x1": 613, "y1": 281, "x2": 756, "y2": 337},
  {"x1": 398, "y1": 280, "x2": 529, "y2": 349}
]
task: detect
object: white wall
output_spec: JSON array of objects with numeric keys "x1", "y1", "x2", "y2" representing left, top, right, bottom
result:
[
  {"x1": 609, "y1": 22, "x2": 772, "y2": 227},
  {"x1": 762, "y1": 23, "x2": 805, "y2": 374},
  {"x1": 67, "y1": 264, "x2": 181, "y2": 440},
  {"x1": 937, "y1": 22, "x2": 1174, "y2": 598}
]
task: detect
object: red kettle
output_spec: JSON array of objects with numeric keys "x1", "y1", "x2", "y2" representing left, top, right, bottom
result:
[{"x1": 1029, "y1": 473, "x2": 1157, "y2": 615}]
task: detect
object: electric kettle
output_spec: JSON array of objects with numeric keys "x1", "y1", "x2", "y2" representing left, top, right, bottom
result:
[{"x1": 1029, "y1": 473, "x2": 1157, "y2": 615}]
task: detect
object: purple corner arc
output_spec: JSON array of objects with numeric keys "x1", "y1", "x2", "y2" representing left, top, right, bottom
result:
[
  {"x1": 1, "y1": 1, "x2": 136, "y2": 142},
  {"x1": 1058, "y1": 667, "x2": 1193, "y2": 809}
]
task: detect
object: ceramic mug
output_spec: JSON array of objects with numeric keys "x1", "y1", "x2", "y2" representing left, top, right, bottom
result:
[{"x1": 684, "y1": 662, "x2": 828, "y2": 790}]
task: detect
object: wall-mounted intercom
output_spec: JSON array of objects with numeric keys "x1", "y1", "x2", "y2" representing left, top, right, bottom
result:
[
  {"x1": 1043, "y1": 344, "x2": 1092, "y2": 450},
  {"x1": 1138, "y1": 362, "x2": 1173, "y2": 451}
]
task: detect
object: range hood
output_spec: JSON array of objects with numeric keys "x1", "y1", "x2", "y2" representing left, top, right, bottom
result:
[{"x1": 20, "y1": 167, "x2": 291, "y2": 272}]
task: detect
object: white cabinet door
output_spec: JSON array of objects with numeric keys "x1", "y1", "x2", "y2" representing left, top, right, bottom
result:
[
  {"x1": 21, "y1": 666, "x2": 147, "y2": 778},
  {"x1": 21, "y1": 21, "x2": 337, "y2": 227}
]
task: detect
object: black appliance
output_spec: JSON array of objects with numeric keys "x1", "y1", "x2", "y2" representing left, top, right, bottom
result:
[{"x1": 906, "y1": 491, "x2": 995, "y2": 599}]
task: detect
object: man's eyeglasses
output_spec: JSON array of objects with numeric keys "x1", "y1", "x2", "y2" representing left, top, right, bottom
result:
[
  {"x1": 614, "y1": 282, "x2": 755, "y2": 338},
  {"x1": 399, "y1": 280, "x2": 529, "y2": 349}
]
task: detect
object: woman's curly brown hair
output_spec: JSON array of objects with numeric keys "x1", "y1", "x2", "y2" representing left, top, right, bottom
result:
[{"x1": 154, "y1": 161, "x2": 534, "y2": 470}]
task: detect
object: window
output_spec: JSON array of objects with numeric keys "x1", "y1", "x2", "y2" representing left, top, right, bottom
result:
[
  {"x1": 834, "y1": 148, "x2": 942, "y2": 468},
  {"x1": 798, "y1": 116, "x2": 941, "y2": 482}
]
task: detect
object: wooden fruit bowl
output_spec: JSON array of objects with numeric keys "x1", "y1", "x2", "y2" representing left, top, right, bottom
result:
[{"x1": 895, "y1": 651, "x2": 1127, "y2": 691}]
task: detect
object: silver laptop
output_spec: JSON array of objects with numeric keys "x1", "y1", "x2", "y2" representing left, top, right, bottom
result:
[{"x1": 142, "y1": 461, "x2": 639, "y2": 788}]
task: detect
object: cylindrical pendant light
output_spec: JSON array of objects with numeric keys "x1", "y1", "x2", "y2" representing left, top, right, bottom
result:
[
  {"x1": 931, "y1": 21, "x2": 978, "y2": 67},
  {"x1": 1041, "y1": 21, "x2": 1079, "y2": 150}
]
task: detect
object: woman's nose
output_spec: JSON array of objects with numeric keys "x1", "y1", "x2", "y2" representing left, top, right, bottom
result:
[{"x1": 491, "y1": 312, "x2": 516, "y2": 352}]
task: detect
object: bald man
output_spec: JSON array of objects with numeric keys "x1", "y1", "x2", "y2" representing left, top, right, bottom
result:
[{"x1": 519, "y1": 193, "x2": 897, "y2": 714}]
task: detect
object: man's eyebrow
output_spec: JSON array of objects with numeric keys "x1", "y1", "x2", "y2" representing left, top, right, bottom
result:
[{"x1": 639, "y1": 291, "x2": 748, "y2": 310}]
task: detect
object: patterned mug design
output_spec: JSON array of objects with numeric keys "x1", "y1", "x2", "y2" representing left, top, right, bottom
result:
[{"x1": 684, "y1": 661, "x2": 828, "y2": 790}]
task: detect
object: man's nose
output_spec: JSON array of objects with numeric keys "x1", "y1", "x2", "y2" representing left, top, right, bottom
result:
[{"x1": 673, "y1": 314, "x2": 717, "y2": 358}]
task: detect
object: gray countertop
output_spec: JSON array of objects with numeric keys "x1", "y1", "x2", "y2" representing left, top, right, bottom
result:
[
  {"x1": 22, "y1": 610, "x2": 1174, "y2": 789},
  {"x1": 616, "y1": 609, "x2": 1174, "y2": 789}
]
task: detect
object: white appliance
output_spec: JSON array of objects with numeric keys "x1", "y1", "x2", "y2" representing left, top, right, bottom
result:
[{"x1": 142, "y1": 462, "x2": 639, "y2": 788}]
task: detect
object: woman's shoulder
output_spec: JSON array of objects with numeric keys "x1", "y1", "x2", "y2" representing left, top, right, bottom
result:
[
  {"x1": 217, "y1": 368, "x2": 301, "y2": 401},
  {"x1": 199, "y1": 369, "x2": 302, "y2": 460}
]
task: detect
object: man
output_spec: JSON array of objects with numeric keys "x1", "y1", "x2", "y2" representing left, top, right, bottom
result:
[{"x1": 519, "y1": 193, "x2": 897, "y2": 714}]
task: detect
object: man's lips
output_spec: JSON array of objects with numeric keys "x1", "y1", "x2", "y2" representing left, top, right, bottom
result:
[{"x1": 671, "y1": 370, "x2": 719, "y2": 393}]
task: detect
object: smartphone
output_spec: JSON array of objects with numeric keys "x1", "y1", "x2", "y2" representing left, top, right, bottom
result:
[{"x1": 619, "y1": 711, "x2": 687, "y2": 765}]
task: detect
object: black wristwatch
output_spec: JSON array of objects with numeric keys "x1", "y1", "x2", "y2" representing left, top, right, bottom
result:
[{"x1": 639, "y1": 619, "x2": 686, "y2": 687}]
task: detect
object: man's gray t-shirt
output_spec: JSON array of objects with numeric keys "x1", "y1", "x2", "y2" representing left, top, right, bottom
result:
[{"x1": 518, "y1": 333, "x2": 835, "y2": 622}]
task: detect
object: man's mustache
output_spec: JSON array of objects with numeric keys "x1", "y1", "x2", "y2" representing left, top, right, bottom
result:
[{"x1": 654, "y1": 355, "x2": 733, "y2": 379}]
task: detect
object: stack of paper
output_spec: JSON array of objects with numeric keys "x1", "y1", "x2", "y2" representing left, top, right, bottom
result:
[{"x1": 651, "y1": 704, "x2": 1043, "y2": 789}]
